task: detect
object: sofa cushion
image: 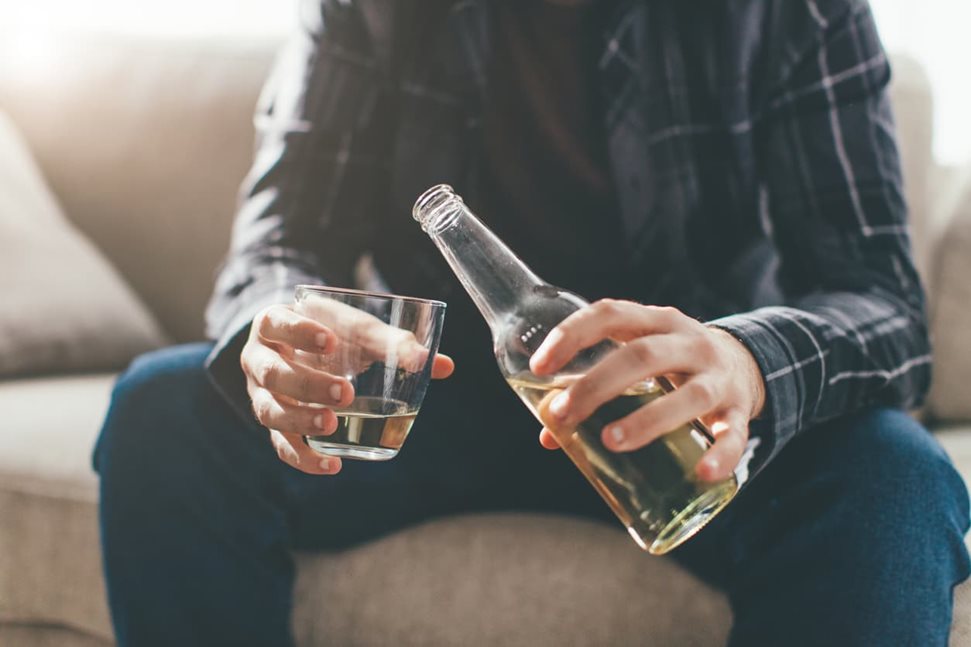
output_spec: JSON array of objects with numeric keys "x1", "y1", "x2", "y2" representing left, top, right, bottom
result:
[
  {"x1": 0, "y1": 112, "x2": 165, "y2": 378},
  {"x1": 0, "y1": 374, "x2": 115, "y2": 642},
  {"x1": 0, "y1": 35, "x2": 276, "y2": 343},
  {"x1": 929, "y1": 172, "x2": 971, "y2": 421},
  {"x1": 887, "y1": 54, "x2": 935, "y2": 280},
  {"x1": 0, "y1": 374, "x2": 114, "y2": 497},
  {"x1": 293, "y1": 513, "x2": 731, "y2": 647},
  {"x1": 0, "y1": 626, "x2": 110, "y2": 647}
]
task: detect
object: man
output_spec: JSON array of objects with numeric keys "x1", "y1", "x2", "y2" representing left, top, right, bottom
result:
[{"x1": 94, "y1": 0, "x2": 971, "y2": 645}]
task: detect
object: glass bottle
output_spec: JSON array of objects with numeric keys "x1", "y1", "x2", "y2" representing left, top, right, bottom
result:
[{"x1": 412, "y1": 184, "x2": 737, "y2": 554}]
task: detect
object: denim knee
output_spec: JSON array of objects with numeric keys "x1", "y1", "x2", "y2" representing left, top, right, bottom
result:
[
  {"x1": 841, "y1": 409, "x2": 968, "y2": 515},
  {"x1": 93, "y1": 343, "x2": 215, "y2": 474},
  {"x1": 828, "y1": 408, "x2": 970, "y2": 578}
]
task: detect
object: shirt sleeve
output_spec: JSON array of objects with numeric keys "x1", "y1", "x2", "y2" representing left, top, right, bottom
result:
[
  {"x1": 203, "y1": 0, "x2": 394, "y2": 418},
  {"x1": 711, "y1": 0, "x2": 931, "y2": 469}
]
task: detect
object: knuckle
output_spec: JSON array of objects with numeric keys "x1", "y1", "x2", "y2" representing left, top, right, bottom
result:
[
  {"x1": 360, "y1": 319, "x2": 382, "y2": 340},
  {"x1": 393, "y1": 329, "x2": 418, "y2": 351},
  {"x1": 254, "y1": 306, "x2": 276, "y2": 335},
  {"x1": 264, "y1": 305, "x2": 298, "y2": 339},
  {"x1": 649, "y1": 305, "x2": 681, "y2": 326},
  {"x1": 592, "y1": 299, "x2": 620, "y2": 317},
  {"x1": 240, "y1": 344, "x2": 254, "y2": 375},
  {"x1": 688, "y1": 380, "x2": 716, "y2": 409},
  {"x1": 568, "y1": 378, "x2": 592, "y2": 404},
  {"x1": 258, "y1": 361, "x2": 281, "y2": 390},
  {"x1": 623, "y1": 409, "x2": 660, "y2": 445},
  {"x1": 628, "y1": 338, "x2": 655, "y2": 365},
  {"x1": 695, "y1": 336, "x2": 718, "y2": 362},
  {"x1": 726, "y1": 426, "x2": 746, "y2": 450},
  {"x1": 277, "y1": 311, "x2": 299, "y2": 338},
  {"x1": 296, "y1": 373, "x2": 315, "y2": 400},
  {"x1": 295, "y1": 319, "x2": 317, "y2": 343},
  {"x1": 260, "y1": 406, "x2": 276, "y2": 428},
  {"x1": 252, "y1": 396, "x2": 273, "y2": 426}
]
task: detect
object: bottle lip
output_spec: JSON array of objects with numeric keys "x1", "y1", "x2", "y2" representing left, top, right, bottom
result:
[{"x1": 412, "y1": 184, "x2": 463, "y2": 234}]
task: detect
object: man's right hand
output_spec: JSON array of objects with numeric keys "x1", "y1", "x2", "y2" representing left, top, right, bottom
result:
[{"x1": 241, "y1": 303, "x2": 454, "y2": 475}]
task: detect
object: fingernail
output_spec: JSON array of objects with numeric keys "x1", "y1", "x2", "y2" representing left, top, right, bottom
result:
[
  {"x1": 607, "y1": 425, "x2": 625, "y2": 446},
  {"x1": 319, "y1": 457, "x2": 334, "y2": 471},
  {"x1": 316, "y1": 332, "x2": 330, "y2": 350},
  {"x1": 705, "y1": 458, "x2": 720, "y2": 474},
  {"x1": 312, "y1": 414, "x2": 325, "y2": 430},
  {"x1": 549, "y1": 392, "x2": 569, "y2": 420},
  {"x1": 329, "y1": 383, "x2": 343, "y2": 402}
]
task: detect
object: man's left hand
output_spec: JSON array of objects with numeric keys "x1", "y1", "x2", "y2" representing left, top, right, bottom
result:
[{"x1": 529, "y1": 300, "x2": 766, "y2": 482}]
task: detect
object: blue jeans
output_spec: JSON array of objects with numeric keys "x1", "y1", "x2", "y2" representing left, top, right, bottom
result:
[{"x1": 94, "y1": 344, "x2": 971, "y2": 646}]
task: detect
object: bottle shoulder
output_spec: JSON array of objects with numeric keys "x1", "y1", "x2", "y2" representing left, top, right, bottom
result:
[{"x1": 494, "y1": 285, "x2": 610, "y2": 379}]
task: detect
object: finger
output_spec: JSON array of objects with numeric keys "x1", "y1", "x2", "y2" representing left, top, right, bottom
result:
[
  {"x1": 250, "y1": 387, "x2": 339, "y2": 436},
  {"x1": 357, "y1": 328, "x2": 446, "y2": 377},
  {"x1": 544, "y1": 335, "x2": 699, "y2": 427},
  {"x1": 431, "y1": 353, "x2": 455, "y2": 379},
  {"x1": 255, "y1": 305, "x2": 338, "y2": 353},
  {"x1": 538, "y1": 427, "x2": 560, "y2": 450},
  {"x1": 299, "y1": 295, "x2": 443, "y2": 376},
  {"x1": 600, "y1": 378, "x2": 722, "y2": 452},
  {"x1": 530, "y1": 302, "x2": 691, "y2": 375},
  {"x1": 246, "y1": 343, "x2": 355, "y2": 407},
  {"x1": 301, "y1": 297, "x2": 408, "y2": 360},
  {"x1": 268, "y1": 429, "x2": 343, "y2": 475},
  {"x1": 696, "y1": 411, "x2": 748, "y2": 482}
]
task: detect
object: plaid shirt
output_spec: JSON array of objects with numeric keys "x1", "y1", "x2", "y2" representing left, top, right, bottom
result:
[{"x1": 206, "y1": 0, "x2": 930, "y2": 480}]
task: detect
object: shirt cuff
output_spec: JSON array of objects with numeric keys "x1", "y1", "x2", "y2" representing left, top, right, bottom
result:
[{"x1": 708, "y1": 307, "x2": 804, "y2": 479}]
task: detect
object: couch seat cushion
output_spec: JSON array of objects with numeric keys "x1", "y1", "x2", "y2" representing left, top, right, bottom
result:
[
  {"x1": 293, "y1": 513, "x2": 731, "y2": 646},
  {"x1": 0, "y1": 374, "x2": 116, "y2": 643},
  {"x1": 937, "y1": 424, "x2": 971, "y2": 487},
  {"x1": 0, "y1": 373, "x2": 114, "y2": 498}
]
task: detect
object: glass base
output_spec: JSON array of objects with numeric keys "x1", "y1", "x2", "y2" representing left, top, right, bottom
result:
[
  {"x1": 303, "y1": 437, "x2": 399, "y2": 461},
  {"x1": 627, "y1": 479, "x2": 738, "y2": 555}
]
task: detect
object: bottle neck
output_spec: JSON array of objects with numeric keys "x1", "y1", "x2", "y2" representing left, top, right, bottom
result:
[{"x1": 413, "y1": 185, "x2": 544, "y2": 336}]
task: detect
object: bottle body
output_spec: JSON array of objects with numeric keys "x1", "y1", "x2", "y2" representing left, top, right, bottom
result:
[
  {"x1": 413, "y1": 185, "x2": 737, "y2": 554},
  {"x1": 491, "y1": 283, "x2": 737, "y2": 554},
  {"x1": 507, "y1": 374, "x2": 736, "y2": 553}
]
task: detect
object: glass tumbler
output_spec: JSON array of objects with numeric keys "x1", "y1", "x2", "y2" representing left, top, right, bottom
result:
[{"x1": 294, "y1": 285, "x2": 446, "y2": 461}]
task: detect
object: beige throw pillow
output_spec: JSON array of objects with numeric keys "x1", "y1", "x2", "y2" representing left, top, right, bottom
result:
[
  {"x1": 0, "y1": 111, "x2": 165, "y2": 377},
  {"x1": 929, "y1": 172, "x2": 971, "y2": 422}
]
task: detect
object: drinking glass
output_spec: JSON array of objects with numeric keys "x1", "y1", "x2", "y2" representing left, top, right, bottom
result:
[{"x1": 294, "y1": 285, "x2": 446, "y2": 461}]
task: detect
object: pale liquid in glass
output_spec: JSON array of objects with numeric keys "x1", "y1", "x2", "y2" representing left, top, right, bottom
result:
[
  {"x1": 304, "y1": 396, "x2": 417, "y2": 461},
  {"x1": 508, "y1": 374, "x2": 738, "y2": 554}
]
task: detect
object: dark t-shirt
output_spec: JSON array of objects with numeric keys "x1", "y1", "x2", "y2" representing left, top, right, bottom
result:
[{"x1": 477, "y1": 0, "x2": 627, "y2": 301}]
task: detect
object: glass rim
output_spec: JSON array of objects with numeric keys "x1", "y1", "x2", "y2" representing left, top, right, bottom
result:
[{"x1": 295, "y1": 284, "x2": 446, "y2": 309}]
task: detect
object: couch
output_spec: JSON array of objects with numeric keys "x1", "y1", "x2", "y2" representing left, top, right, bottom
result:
[{"x1": 1, "y1": 32, "x2": 970, "y2": 646}]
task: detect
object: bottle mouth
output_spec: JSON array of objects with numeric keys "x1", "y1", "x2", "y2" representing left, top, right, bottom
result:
[{"x1": 412, "y1": 184, "x2": 463, "y2": 235}]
